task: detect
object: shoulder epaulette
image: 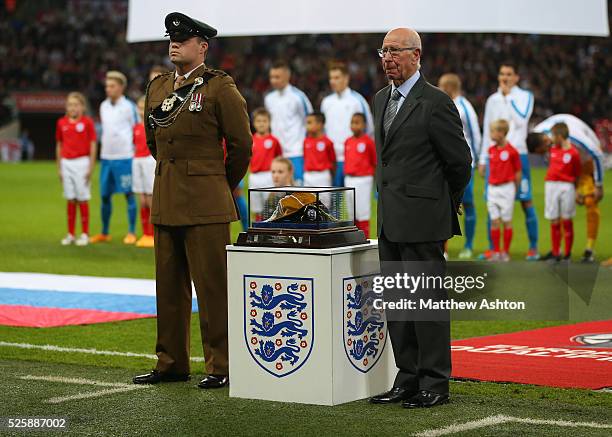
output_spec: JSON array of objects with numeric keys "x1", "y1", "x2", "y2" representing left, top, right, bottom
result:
[{"x1": 145, "y1": 71, "x2": 173, "y2": 95}]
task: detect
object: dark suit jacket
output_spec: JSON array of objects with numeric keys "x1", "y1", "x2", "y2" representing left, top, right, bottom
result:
[{"x1": 374, "y1": 74, "x2": 472, "y2": 243}]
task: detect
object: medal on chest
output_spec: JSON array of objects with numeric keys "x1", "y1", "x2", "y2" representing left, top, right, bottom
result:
[{"x1": 189, "y1": 93, "x2": 204, "y2": 112}]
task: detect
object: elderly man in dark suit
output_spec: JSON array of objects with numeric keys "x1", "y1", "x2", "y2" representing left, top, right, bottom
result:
[{"x1": 369, "y1": 28, "x2": 472, "y2": 408}]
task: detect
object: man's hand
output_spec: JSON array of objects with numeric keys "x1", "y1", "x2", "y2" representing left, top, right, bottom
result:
[
  {"x1": 575, "y1": 192, "x2": 585, "y2": 205},
  {"x1": 457, "y1": 203, "x2": 464, "y2": 216},
  {"x1": 85, "y1": 167, "x2": 93, "y2": 184},
  {"x1": 595, "y1": 186, "x2": 603, "y2": 202},
  {"x1": 57, "y1": 169, "x2": 62, "y2": 183},
  {"x1": 478, "y1": 164, "x2": 486, "y2": 178}
]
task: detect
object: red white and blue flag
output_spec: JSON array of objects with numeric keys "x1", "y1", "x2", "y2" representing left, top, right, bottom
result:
[{"x1": 0, "y1": 273, "x2": 198, "y2": 328}]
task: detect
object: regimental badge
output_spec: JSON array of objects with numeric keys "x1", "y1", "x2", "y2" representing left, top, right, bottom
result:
[
  {"x1": 343, "y1": 275, "x2": 387, "y2": 373},
  {"x1": 161, "y1": 94, "x2": 178, "y2": 112},
  {"x1": 189, "y1": 93, "x2": 203, "y2": 112},
  {"x1": 244, "y1": 275, "x2": 314, "y2": 378}
]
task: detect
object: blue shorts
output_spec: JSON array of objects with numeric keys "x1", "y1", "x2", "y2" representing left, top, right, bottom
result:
[
  {"x1": 462, "y1": 168, "x2": 475, "y2": 205},
  {"x1": 333, "y1": 161, "x2": 345, "y2": 187},
  {"x1": 100, "y1": 159, "x2": 133, "y2": 197},
  {"x1": 516, "y1": 154, "x2": 532, "y2": 201},
  {"x1": 289, "y1": 156, "x2": 304, "y2": 185}
]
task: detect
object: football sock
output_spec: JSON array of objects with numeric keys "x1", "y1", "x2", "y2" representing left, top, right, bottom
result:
[
  {"x1": 463, "y1": 202, "x2": 476, "y2": 250},
  {"x1": 67, "y1": 202, "x2": 76, "y2": 236},
  {"x1": 562, "y1": 219, "x2": 574, "y2": 257},
  {"x1": 503, "y1": 227, "x2": 513, "y2": 253},
  {"x1": 140, "y1": 206, "x2": 152, "y2": 236},
  {"x1": 356, "y1": 220, "x2": 370, "y2": 238},
  {"x1": 525, "y1": 205, "x2": 539, "y2": 250},
  {"x1": 491, "y1": 228, "x2": 501, "y2": 253},
  {"x1": 101, "y1": 196, "x2": 112, "y2": 235},
  {"x1": 79, "y1": 202, "x2": 89, "y2": 235},
  {"x1": 551, "y1": 222, "x2": 561, "y2": 257},
  {"x1": 126, "y1": 194, "x2": 137, "y2": 234},
  {"x1": 584, "y1": 196, "x2": 599, "y2": 247},
  {"x1": 486, "y1": 214, "x2": 493, "y2": 250}
]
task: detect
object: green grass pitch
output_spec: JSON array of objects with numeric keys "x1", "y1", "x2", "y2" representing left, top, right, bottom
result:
[{"x1": 0, "y1": 162, "x2": 611, "y2": 436}]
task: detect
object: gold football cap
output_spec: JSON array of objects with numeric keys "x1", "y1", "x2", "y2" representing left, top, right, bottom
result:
[{"x1": 266, "y1": 192, "x2": 318, "y2": 222}]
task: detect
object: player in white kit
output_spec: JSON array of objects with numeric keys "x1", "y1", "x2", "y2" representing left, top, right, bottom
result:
[
  {"x1": 479, "y1": 62, "x2": 539, "y2": 261},
  {"x1": 320, "y1": 62, "x2": 373, "y2": 187},
  {"x1": 90, "y1": 71, "x2": 138, "y2": 245},
  {"x1": 264, "y1": 61, "x2": 313, "y2": 185},
  {"x1": 438, "y1": 74, "x2": 481, "y2": 259}
]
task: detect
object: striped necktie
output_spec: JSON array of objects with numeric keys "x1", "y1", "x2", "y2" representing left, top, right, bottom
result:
[
  {"x1": 383, "y1": 89, "x2": 402, "y2": 136},
  {"x1": 174, "y1": 75, "x2": 186, "y2": 90}
]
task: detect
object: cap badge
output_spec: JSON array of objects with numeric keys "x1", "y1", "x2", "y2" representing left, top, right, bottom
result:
[{"x1": 173, "y1": 20, "x2": 180, "y2": 27}]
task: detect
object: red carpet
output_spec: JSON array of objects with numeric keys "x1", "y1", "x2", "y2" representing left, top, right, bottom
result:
[
  {"x1": 0, "y1": 305, "x2": 153, "y2": 328},
  {"x1": 451, "y1": 321, "x2": 612, "y2": 389}
]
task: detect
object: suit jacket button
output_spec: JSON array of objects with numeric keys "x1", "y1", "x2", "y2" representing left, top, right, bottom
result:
[
  {"x1": 382, "y1": 162, "x2": 388, "y2": 167},
  {"x1": 168, "y1": 138, "x2": 173, "y2": 144},
  {"x1": 382, "y1": 182, "x2": 388, "y2": 187},
  {"x1": 169, "y1": 158, "x2": 175, "y2": 163}
]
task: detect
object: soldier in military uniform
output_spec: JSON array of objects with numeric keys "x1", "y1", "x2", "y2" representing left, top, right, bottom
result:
[{"x1": 133, "y1": 12, "x2": 252, "y2": 389}]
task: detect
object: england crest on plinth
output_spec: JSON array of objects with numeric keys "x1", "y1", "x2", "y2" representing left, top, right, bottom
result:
[
  {"x1": 343, "y1": 275, "x2": 387, "y2": 373},
  {"x1": 244, "y1": 275, "x2": 314, "y2": 378}
]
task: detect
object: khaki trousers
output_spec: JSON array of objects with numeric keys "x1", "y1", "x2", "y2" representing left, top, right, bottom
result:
[{"x1": 154, "y1": 223, "x2": 230, "y2": 375}]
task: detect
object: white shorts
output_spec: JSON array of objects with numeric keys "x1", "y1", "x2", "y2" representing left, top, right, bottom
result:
[
  {"x1": 545, "y1": 181, "x2": 576, "y2": 219},
  {"x1": 61, "y1": 156, "x2": 91, "y2": 201},
  {"x1": 304, "y1": 170, "x2": 333, "y2": 207},
  {"x1": 303, "y1": 170, "x2": 332, "y2": 187},
  {"x1": 132, "y1": 156, "x2": 156, "y2": 194},
  {"x1": 248, "y1": 171, "x2": 274, "y2": 213},
  {"x1": 344, "y1": 175, "x2": 373, "y2": 221},
  {"x1": 487, "y1": 182, "x2": 515, "y2": 222}
]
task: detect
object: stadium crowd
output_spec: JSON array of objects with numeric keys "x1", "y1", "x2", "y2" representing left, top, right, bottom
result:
[{"x1": 1, "y1": 0, "x2": 610, "y2": 129}]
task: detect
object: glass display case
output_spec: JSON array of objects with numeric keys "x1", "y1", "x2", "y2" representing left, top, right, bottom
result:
[{"x1": 235, "y1": 186, "x2": 367, "y2": 248}]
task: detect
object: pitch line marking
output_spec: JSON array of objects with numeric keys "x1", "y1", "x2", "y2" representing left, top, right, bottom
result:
[
  {"x1": 19, "y1": 375, "x2": 150, "y2": 404},
  {"x1": 0, "y1": 341, "x2": 205, "y2": 362},
  {"x1": 414, "y1": 414, "x2": 612, "y2": 437}
]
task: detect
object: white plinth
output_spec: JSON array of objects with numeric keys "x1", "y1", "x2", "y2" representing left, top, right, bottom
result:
[{"x1": 227, "y1": 241, "x2": 397, "y2": 405}]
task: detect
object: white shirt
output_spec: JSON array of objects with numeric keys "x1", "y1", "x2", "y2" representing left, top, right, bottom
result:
[
  {"x1": 479, "y1": 85, "x2": 534, "y2": 164},
  {"x1": 390, "y1": 70, "x2": 421, "y2": 114},
  {"x1": 100, "y1": 95, "x2": 138, "y2": 160},
  {"x1": 264, "y1": 84, "x2": 313, "y2": 158},
  {"x1": 174, "y1": 63, "x2": 204, "y2": 80},
  {"x1": 320, "y1": 87, "x2": 373, "y2": 161},
  {"x1": 453, "y1": 95, "x2": 481, "y2": 168},
  {"x1": 534, "y1": 113, "x2": 604, "y2": 186}
]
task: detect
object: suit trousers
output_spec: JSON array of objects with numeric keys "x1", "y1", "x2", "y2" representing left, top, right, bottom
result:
[
  {"x1": 378, "y1": 227, "x2": 451, "y2": 395},
  {"x1": 154, "y1": 223, "x2": 230, "y2": 376}
]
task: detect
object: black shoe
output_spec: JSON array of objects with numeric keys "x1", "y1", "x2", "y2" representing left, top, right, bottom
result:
[
  {"x1": 132, "y1": 370, "x2": 190, "y2": 385},
  {"x1": 369, "y1": 387, "x2": 415, "y2": 404},
  {"x1": 402, "y1": 390, "x2": 449, "y2": 408},
  {"x1": 581, "y1": 249, "x2": 595, "y2": 263},
  {"x1": 540, "y1": 251, "x2": 556, "y2": 261},
  {"x1": 198, "y1": 374, "x2": 229, "y2": 389}
]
